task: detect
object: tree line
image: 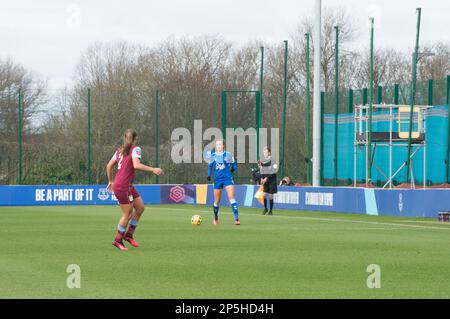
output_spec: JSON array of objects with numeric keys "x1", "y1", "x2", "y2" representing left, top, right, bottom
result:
[{"x1": 1, "y1": 7, "x2": 449, "y2": 185}]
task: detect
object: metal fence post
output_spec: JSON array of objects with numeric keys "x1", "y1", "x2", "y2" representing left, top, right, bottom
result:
[
  {"x1": 348, "y1": 89, "x2": 353, "y2": 114},
  {"x1": 17, "y1": 88, "x2": 22, "y2": 184},
  {"x1": 334, "y1": 26, "x2": 339, "y2": 186},
  {"x1": 260, "y1": 46, "x2": 264, "y2": 120},
  {"x1": 394, "y1": 84, "x2": 399, "y2": 104},
  {"x1": 320, "y1": 91, "x2": 325, "y2": 186},
  {"x1": 445, "y1": 75, "x2": 450, "y2": 183},
  {"x1": 377, "y1": 85, "x2": 383, "y2": 104},
  {"x1": 155, "y1": 90, "x2": 159, "y2": 184},
  {"x1": 428, "y1": 79, "x2": 433, "y2": 106},
  {"x1": 406, "y1": 8, "x2": 422, "y2": 183},
  {"x1": 87, "y1": 88, "x2": 91, "y2": 185},
  {"x1": 280, "y1": 40, "x2": 288, "y2": 179}
]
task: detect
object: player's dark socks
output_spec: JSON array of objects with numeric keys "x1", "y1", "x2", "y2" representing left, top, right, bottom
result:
[
  {"x1": 125, "y1": 225, "x2": 136, "y2": 238},
  {"x1": 125, "y1": 219, "x2": 138, "y2": 238},
  {"x1": 213, "y1": 203, "x2": 219, "y2": 219},
  {"x1": 263, "y1": 197, "x2": 267, "y2": 209},
  {"x1": 115, "y1": 230, "x2": 125, "y2": 243},
  {"x1": 115, "y1": 224, "x2": 126, "y2": 242},
  {"x1": 268, "y1": 210, "x2": 273, "y2": 215},
  {"x1": 269, "y1": 199, "x2": 274, "y2": 211}
]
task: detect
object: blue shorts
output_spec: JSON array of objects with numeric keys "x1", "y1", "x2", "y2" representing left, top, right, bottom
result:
[{"x1": 214, "y1": 178, "x2": 234, "y2": 189}]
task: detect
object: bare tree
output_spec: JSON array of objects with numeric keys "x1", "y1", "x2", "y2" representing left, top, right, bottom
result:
[
  {"x1": 292, "y1": 6, "x2": 358, "y2": 92},
  {"x1": 352, "y1": 48, "x2": 410, "y2": 89},
  {"x1": 0, "y1": 58, "x2": 47, "y2": 137},
  {"x1": 417, "y1": 42, "x2": 450, "y2": 81},
  {"x1": 0, "y1": 58, "x2": 47, "y2": 184}
]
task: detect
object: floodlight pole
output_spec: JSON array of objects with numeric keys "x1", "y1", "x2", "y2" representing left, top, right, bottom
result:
[
  {"x1": 312, "y1": 0, "x2": 322, "y2": 186},
  {"x1": 367, "y1": 17, "x2": 374, "y2": 186},
  {"x1": 305, "y1": 33, "x2": 312, "y2": 184},
  {"x1": 406, "y1": 8, "x2": 422, "y2": 183}
]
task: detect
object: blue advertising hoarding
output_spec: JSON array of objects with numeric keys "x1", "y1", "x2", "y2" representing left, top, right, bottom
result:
[
  {"x1": 1, "y1": 184, "x2": 450, "y2": 218},
  {"x1": 0, "y1": 185, "x2": 160, "y2": 206}
]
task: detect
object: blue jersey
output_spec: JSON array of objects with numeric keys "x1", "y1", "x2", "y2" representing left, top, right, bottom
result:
[{"x1": 207, "y1": 151, "x2": 236, "y2": 181}]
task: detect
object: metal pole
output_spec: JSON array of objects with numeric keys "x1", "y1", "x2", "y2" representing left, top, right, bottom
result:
[
  {"x1": 353, "y1": 105, "x2": 357, "y2": 187},
  {"x1": 281, "y1": 40, "x2": 288, "y2": 180},
  {"x1": 377, "y1": 86, "x2": 383, "y2": 104},
  {"x1": 221, "y1": 91, "x2": 227, "y2": 138},
  {"x1": 155, "y1": 90, "x2": 159, "y2": 184},
  {"x1": 320, "y1": 91, "x2": 325, "y2": 185},
  {"x1": 389, "y1": 104, "x2": 393, "y2": 188},
  {"x1": 445, "y1": 75, "x2": 450, "y2": 183},
  {"x1": 17, "y1": 89, "x2": 22, "y2": 184},
  {"x1": 260, "y1": 46, "x2": 264, "y2": 118},
  {"x1": 334, "y1": 26, "x2": 339, "y2": 186},
  {"x1": 305, "y1": 33, "x2": 312, "y2": 184},
  {"x1": 424, "y1": 113, "x2": 427, "y2": 188},
  {"x1": 87, "y1": 88, "x2": 91, "y2": 185},
  {"x1": 394, "y1": 84, "x2": 399, "y2": 104},
  {"x1": 406, "y1": 8, "x2": 422, "y2": 183},
  {"x1": 428, "y1": 79, "x2": 433, "y2": 106},
  {"x1": 312, "y1": 0, "x2": 322, "y2": 186},
  {"x1": 367, "y1": 17, "x2": 375, "y2": 186},
  {"x1": 256, "y1": 91, "x2": 261, "y2": 160},
  {"x1": 348, "y1": 89, "x2": 353, "y2": 113}
]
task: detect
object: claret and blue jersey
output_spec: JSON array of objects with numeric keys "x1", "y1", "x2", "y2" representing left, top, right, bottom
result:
[{"x1": 207, "y1": 151, "x2": 237, "y2": 189}]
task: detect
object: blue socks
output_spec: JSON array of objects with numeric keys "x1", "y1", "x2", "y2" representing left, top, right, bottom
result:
[
  {"x1": 230, "y1": 199, "x2": 239, "y2": 220},
  {"x1": 213, "y1": 203, "x2": 219, "y2": 219},
  {"x1": 213, "y1": 200, "x2": 238, "y2": 220}
]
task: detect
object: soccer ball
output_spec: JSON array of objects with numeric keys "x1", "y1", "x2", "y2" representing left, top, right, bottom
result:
[{"x1": 191, "y1": 214, "x2": 202, "y2": 226}]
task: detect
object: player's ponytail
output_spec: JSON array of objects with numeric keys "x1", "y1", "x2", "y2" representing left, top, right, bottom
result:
[{"x1": 121, "y1": 129, "x2": 137, "y2": 156}]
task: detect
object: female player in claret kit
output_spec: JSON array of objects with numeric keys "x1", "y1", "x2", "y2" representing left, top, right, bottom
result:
[
  {"x1": 206, "y1": 139, "x2": 240, "y2": 225},
  {"x1": 106, "y1": 129, "x2": 163, "y2": 251}
]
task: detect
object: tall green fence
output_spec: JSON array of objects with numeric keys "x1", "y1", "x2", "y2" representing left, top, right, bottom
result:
[{"x1": 1, "y1": 77, "x2": 449, "y2": 186}]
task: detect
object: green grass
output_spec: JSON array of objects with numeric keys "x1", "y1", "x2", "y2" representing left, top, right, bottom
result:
[{"x1": 1, "y1": 204, "x2": 450, "y2": 298}]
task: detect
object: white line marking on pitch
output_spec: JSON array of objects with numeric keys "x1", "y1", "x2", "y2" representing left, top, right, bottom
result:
[{"x1": 156, "y1": 207, "x2": 450, "y2": 231}]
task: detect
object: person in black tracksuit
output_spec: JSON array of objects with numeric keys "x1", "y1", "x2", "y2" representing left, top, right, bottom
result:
[{"x1": 258, "y1": 147, "x2": 277, "y2": 215}]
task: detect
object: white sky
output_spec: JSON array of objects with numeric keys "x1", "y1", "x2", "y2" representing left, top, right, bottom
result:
[{"x1": 0, "y1": 0, "x2": 448, "y2": 89}]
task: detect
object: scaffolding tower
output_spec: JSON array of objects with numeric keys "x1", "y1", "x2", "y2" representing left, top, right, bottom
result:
[{"x1": 353, "y1": 103, "x2": 432, "y2": 189}]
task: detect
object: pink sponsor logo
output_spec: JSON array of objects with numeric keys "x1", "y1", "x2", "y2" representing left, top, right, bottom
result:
[{"x1": 169, "y1": 185, "x2": 185, "y2": 203}]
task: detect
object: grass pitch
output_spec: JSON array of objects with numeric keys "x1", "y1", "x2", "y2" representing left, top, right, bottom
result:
[{"x1": 1, "y1": 204, "x2": 450, "y2": 298}]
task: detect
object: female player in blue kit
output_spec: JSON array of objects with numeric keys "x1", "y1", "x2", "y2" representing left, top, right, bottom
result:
[{"x1": 206, "y1": 139, "x2": 240, "y2": 225}]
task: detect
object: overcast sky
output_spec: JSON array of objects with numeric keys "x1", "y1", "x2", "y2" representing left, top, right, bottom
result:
[{"x1": 0, "y1": 0, "x2": 448, "y2": 89}]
